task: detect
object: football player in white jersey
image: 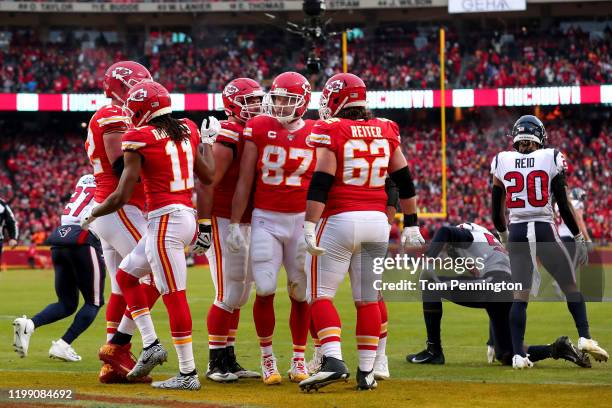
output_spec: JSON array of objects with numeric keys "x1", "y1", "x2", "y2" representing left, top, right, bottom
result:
[
  {"x1": 491, "y1": 115, "x2": 608, "y2": 368},
  {"x1": 13, "y1": 175, "x2": 105, "y2": 362},
  {"x1": 406, "y1": 222, "x2": 590, "y2": 368}
]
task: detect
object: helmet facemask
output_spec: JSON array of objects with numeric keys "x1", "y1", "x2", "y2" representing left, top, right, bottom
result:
[
  {"x1": 235, "y1": 91, "x2": 264, "y2": 121},
  {"x1": 264, "y1": 90, "x2": 306, "y2": 124}
]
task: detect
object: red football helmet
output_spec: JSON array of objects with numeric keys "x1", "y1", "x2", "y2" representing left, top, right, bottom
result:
[
  {"x1": 319, "y1": 73, "x2": 367, "y2": 120},
  {"x1": 264, "y1": 72, "x2": 311, "y2": 124},
  {"x1": 222, "y1": 78, "x2": 265, "y2": 122},
  {"x1": 104, "y1": 61, "x2": 152, "y2": 103},
  {"x1": 124, "y1": 81, "x2": 172, "y2": 127}
]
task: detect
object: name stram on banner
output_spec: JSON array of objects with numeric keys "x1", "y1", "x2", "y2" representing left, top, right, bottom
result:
[{"x1": 448, "y1": 0, "x2": 526, "y2": 14}]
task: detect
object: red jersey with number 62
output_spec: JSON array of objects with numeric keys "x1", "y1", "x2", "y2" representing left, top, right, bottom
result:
[
  {"x1": 121, "y1": 119, "x2": 200, "y2": 214},
  {"x1": 212, "y1": 120, "x2": 253, "y2": 223},
  {"x1": 308, "y1": 117, "x2": 401, "y2": 217},
  {"x1": 244, "y1": 115, "x2": 316, "y2": 213},
  {"x1": 85, "y1": 104, "x2": 145, "y2": 209}
]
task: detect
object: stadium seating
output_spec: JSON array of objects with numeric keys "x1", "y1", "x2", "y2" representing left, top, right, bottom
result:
[{"x1": 1, "y1": 23, "x2": 608, "y2": 93}]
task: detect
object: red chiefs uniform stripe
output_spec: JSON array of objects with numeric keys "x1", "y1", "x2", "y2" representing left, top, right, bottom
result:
[
  {"x1": 157, "y1": 214, "x2": 176, "y2": 292},
  {"x1": 211, "y1": 216, "x2": 224, "y2": 302},
  {"x1": 117, "y1": 208, "x2": 142, "y2": 242},
  {"x1": 310, "y1": 218, "x2": 327, "y2": 300}
]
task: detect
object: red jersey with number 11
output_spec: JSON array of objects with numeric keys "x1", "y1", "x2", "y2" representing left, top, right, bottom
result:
[
  {"x1": 308, "y1": 117, "x2": 401, "y2": 217},
  {"x1": 121, "y1": 119, "x2": 200, "y2": 213},
  {"x1": 243, "y1": 115, "x2": 316, "y2": 213}
]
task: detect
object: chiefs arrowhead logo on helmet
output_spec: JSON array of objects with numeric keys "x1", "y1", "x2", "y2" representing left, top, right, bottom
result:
[
  {"x1": 112, "y1": 67, "x2": 133, "y2": 81},
  {"x1": 223, "y1": 84, "x2": 240, "y2": 97},
  {"x1": 128, "y1": 88, "x2": 148, "y2": 103},
  {"x1": 325, "y1": 80, "x2": 344, "y2": 92}
]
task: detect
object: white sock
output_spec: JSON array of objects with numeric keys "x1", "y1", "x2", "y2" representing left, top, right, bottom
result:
[
  {"x1": 131, "y1": 308, "x2": 157, "y2": 348},
  {"x1": 117, "y1": 314, "x2": 136, "y2": 336},
  {"x1": 321, "y1": 341, "x2": 342, "y2": 361},
  {"x1": 358, "y1": 349, "x2": 377, "y2": 372},
  {"x1": 173, "y1": 335, "x2": 195, "y2": 374}
]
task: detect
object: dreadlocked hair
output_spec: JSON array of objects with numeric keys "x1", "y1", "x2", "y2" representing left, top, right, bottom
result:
[
  {"x1": 149, "y1": 114, "x2": 189, "y2": 143},
  {"x1": 335, "y1": 106, "x2": 373, "y2": 121}
]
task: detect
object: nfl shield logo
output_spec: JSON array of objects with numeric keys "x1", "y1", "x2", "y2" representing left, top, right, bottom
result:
[
  {"x1": 287, "y1": 134, "x2": 294, "y2": 141},
  {"x1": 268, "y1": 131, "x2": 277, "y2": 139}
]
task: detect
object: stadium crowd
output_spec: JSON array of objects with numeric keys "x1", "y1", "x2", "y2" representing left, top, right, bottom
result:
[
  {"x1": 1, "y1": 23, "x2": 609, "y2": 93},
  {"x1": 1, "y1": 119, "x2": 609, "y2": 244}
]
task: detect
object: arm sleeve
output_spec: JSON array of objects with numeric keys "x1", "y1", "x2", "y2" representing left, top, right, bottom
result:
[
  {"x1": 385, "y1": 177, "x2": 399, "y2": 208},
  {"x1": 551, "y1": 173, "x2": 580, "y2": 236},
  {"x1": 492, "y1": 184, "x2": 506, "y2": 232},
  {"x1": 424, "y1": 226, "x2": 473, "y2": 258},
  {"x1": 4, "y1": 203, "x2": 18, "y2": 240}
]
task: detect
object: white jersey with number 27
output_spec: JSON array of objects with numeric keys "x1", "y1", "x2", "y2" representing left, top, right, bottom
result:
[
  {"x1": 491, "y1": 148, "x2": 567, "y2": 225},
  {"x1": 61, "y1": 174, "x2": 97, "y2": 226}
]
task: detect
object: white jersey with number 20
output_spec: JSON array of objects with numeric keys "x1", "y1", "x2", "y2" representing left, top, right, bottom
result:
[{"x1": 491, "y1": 148, "x2": 567, "y2": 225}]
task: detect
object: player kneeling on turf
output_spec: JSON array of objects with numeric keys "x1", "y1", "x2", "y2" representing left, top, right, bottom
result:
[
  {"x1": 13, "y1": 175, "x2": 104, "y2": 363},
  {"x1": 299, "y1": 73, "x2": 424, "y2": 392}
]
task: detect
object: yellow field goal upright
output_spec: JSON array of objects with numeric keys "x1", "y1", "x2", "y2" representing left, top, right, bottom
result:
[{"x1": 419, "y1": 27, "x2": 448, "y2": 220}]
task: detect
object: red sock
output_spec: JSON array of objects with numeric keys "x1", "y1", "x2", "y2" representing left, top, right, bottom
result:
[
  {"x1": 227, "y1": 308, "x2": 240, "y2": 347},
  {"x1": 290, "y1": 298, "x2": 310, "y2": 359},
  {"x1": 311, "y1": 299, "x2": 342, "y2": 360},
  {"x1": 378, "y1": 299, "x2": 388, "y2": 353},
  {"x1": 123, "y1": 282, "x2": 161, "y2": 320},
  {"x1": 106, "y1": 293, "x2": 126, "y2": 341},
  {"x1": 207, "y1": 304, "x2": 231, "y2": 349},
  {"x1": 116, "y1": 269, "x2": 148, "y2": 314},
  {"x1": 356, "y1": 303, "x2": 381, "y2": 372},
  {"x1": 310, "y1": 316, "x2": 320, "y2": 349},
  {"x1": 163, "y1": 291, "x2": 194, "y2": 374},
  {"x1": 253, "y1": 294, "x2": 275, "y2": 355}
]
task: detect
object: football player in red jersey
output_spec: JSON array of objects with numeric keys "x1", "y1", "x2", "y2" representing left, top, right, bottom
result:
[
  {"x1": 299, "y1": 73, "x2": 424, "y2": 391},
  {"x1": 84, "y1": 61, "x2": 161, "y2": 383},
  {"x1": 82, "y1": 81, "x2": 215, "y2": 390},
  {"x1": 194, "y1": 78, "x2": 264, "y2": 382},
  {"x1": 228, "y1": 72, "x2": 315, "y2": 385}
]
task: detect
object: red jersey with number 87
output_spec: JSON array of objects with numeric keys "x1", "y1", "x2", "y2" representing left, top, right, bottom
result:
[
  {"x1": 85, "y1": 104, "x2": 145, "y2": 209},
  {"x1": 244, "y1": 115, "x2": 316, "y2": 213},
  {"x1": 121, "y1": 118, "x2": 200, "y2": 214},
  {"x1": 308, "y1": 117, "x2": 401, "y2": 217}
]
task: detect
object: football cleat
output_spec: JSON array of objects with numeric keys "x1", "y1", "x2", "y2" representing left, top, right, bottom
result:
[
  {"x1": 99, "y1": 343, "x2": 137, "y2": 377},
  {"x1": 127, "y1": 342, "x2": 168, "y2": 380},
  {"x1": 512, "y1": 354, "x2": 534, "y2": 369},
  {"x1": 261, "y1": 354, "x2": 282, "y2": 385},
  {"x1": 226, "y1": 346, "x2": 260, "y2": 378},
  {"x1": 551, "y1": 336, "x2": 591, "y2": 368},
  {"x1": 373, "y1": 354, "x2": 390, "y2": 380},
  {"x1": 49, "y1": 339, "x2": 81, "y2": 362},
  {"x1": 306, "y1": 347, "x2": 323, "y2": 374},
  {"x1": 288, "y1": 358, "x2": 310, "y2": 382},
  {"x1": 152, "y1": 372, "x2": 201, "y2": 391},
  {"x1": 356, "y1": 368, "x2": 378, "y2": 391},
  {"x1": 299, "y1": 356, "x2": 350, "y2": 392},
  {"x1": 13, "y1": 316, "x2": 34, "y2": 358},
  {"x1": 487, "y1": 345, "x2": 497, "y2": 364},
  {"x1": 99, "y1": 363, "x2": 153, "y2": 384},
  {"x1": 577, "y1": 337, "x2": 609, "y2": 362},
  {"x1": 206, "y1": 348, "x2": 238, "y2": 383},
  {"x1": 407, "y1": 342, "x2": 445, "y2": 365}
]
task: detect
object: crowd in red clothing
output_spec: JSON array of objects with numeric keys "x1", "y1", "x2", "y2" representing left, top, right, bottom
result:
[
  {"x1": 1, "y1": 117, "x2": 608, "y2": 244},
  {"x1": 1, "y1": 23, "x2": 609, "y2": 94},
  {"x1": 0, "y1": 134, "x2": 91, "y2": 244}
]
